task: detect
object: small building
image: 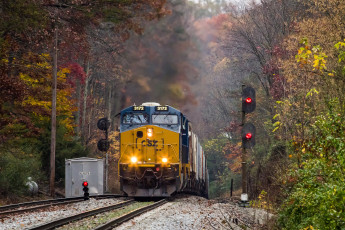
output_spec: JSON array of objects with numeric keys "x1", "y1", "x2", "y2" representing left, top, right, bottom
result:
[{"x1": 65, "y1": 157, "x2": 104, "y2": 198}]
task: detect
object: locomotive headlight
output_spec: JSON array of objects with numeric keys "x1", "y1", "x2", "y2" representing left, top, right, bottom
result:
[
  {"x1": 147, "y1": 128, "x2": 153, "y2": 137},
  {"x1": 131, "y1": 156, "x2": 137, "y2": 163},
  {"x1": 162, "y1": 157, "x2": 168, "y2": 163}
]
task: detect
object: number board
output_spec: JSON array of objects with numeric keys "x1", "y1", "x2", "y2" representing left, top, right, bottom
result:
[
  {"x1": 133, "y1": 106, "x2": 145, "y2": 111},
  {"x1": 155, "y1": 106, "x2": 169, "y2": 111}
]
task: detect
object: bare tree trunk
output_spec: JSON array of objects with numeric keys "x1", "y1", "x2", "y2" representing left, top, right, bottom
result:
[
  {"x1": 50, "y1": 13, "x2": 58, "y2": 198},
  {"x1": 76, "y1": 79, "x2": 81, "y2": 135},
  {"x1": 82, "y1": 62, "x2": 90, "y2": 142}
]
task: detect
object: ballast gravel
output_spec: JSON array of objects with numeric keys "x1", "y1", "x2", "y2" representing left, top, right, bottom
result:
[
  {"x1": 115, "y1": 196, "x2": 273, "y2": 230},
  {"x1": 0, "y1": 198, "x2": 124, "y2": 230},
  {"x1": 0, "y1": 196, "x2": 273, "y2": 230}
]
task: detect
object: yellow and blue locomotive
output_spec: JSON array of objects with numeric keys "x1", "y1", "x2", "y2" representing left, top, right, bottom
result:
[{"x1": 118, "y1": 102, "x2": 208, "y2": 197}]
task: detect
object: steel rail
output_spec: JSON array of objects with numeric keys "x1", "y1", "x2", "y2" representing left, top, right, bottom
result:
[
  {"x1": 0, "y1": 194, "x2": 124, "y2": 211},
  {"x1": 28, "y1": 199, "x2": 135, "y2": 230},
  {"x1": 0, "y1": 194, "x2": 125, "y2": 217},
  {"x1": 95, "y1": 199, "x2": 168, "y2": 230},
  {"x1": 0, "y1": 199, "x2": 84, "y2": 217}
]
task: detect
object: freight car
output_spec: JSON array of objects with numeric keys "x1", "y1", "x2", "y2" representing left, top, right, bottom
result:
[{"x1": 118, "y1": 102, "x2": 208, "y2": 198}]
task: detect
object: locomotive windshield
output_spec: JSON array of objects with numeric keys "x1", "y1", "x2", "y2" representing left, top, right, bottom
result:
[
  {"x1": 122, "y1": 113, "x2": 149, "y2": 124},
  {"x1": 152, "y1": 114, "x2": 178, "y2": 125}
]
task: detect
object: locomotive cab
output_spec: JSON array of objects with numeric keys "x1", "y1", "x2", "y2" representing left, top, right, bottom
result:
[
  {"x1": 118, "y1": 102, "x2": 208, "y2": 198},
  {"x1": 119, "y1": 103, "x2": 182, "y2": 197}
]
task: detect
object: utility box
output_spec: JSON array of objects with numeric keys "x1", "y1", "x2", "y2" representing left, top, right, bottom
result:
[{"x1": 65, "y1": 157, "x2": 104, "y2": 198}]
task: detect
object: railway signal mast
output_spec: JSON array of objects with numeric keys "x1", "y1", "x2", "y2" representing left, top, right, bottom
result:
[
  {"x1": 241, "y1": 86, "x2": 256, "y2": 206},
  {"x1": 97, "y1": 118, "x2": 110, "y2": 192},
  {"x1": 82, "y1": 181, "x2": 89, "y2": 200}
]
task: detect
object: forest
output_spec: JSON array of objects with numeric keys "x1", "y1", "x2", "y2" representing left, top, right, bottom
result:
[{"x1": 1, "y1": 0, "x2": 345, "y2": 229}]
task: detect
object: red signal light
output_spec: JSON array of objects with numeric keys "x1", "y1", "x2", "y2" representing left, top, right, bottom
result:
[
  {"x1": 83, "y1": 181, "x2": 88, "y2": 187},
  {"x1": 245, "y1": 133, "x2": 252, "y2": 139},
  {"x1": 245, "y1": 97, "x2": 252, "y2": 103},
  {"x1": 156, "y1": 167, "x2": 160, "y2": 172}
]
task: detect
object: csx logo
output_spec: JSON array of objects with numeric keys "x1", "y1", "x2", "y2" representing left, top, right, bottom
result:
[{"x1": 141, "y1": 140, "x2": 158, "y2": 146}]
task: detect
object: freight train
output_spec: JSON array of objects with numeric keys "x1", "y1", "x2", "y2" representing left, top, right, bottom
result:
[{"x1": 118, "y1": 102, "x2": 208, "y2": 198}]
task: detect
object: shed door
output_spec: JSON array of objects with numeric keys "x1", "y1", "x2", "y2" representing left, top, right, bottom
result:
[{"x1": 71, "y1": 162, "x2": 83, "y2": 197}]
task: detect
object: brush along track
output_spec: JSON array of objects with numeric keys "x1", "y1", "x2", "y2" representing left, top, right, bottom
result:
[
  {"x1": 0, "y1": 194, "x2": 124, "y2": 217},
  {"x1": 94, "y1": 199, "x2": 168, "y2": 230},
  {"x1": 28, "y1": 199, "x2": 135, "y2": 230}
]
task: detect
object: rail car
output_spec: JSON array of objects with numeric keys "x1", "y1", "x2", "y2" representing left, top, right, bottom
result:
[{"x1": 118, "y1": 102, "x2": 208, "y2": 198}]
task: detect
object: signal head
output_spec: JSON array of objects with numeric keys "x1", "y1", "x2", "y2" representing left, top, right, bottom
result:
[
  {"x1": 242, "y1": 86, "x2": 256, "y2": 113},
  {"x1": 245, "y1": 97, "x2": 252, "y2": 103},
  {"x1": 245, "y1": 133, "x2": 252, "y2": 139},
  {"x1": 242, "y1": 123, "x2": 256, "y2": 149}
]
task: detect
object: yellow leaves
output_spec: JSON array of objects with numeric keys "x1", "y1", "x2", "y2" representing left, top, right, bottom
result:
[
  {"x1": 313, "y1": 58, "x2": 319, "y2": 68},
  {"x1": 272, "y1": 121, "x2": 281, "y2": 133},
  {"x1": 1, "y1": 58, "x2": 9, "y2": 63},
  {"x1": 334, "y1": 39, "x2": 345, "y2": 50},
  {"x1": 312, "y1": 52, "x2": 327, "y2": 71},
  {"x1": 19, "y1": 73, "x2": 39, "y2": 86},
  {"x1": 22, "y1": 96, "x2": 51, "y2": 110},
  {"x1": 306, "y1": 88, "x2": 319, "y2": 98},
  {"x1": 58, "y1": 67, "x2": 70, "y2": 80},
  {"x1": 296, "y1": 39, "x2": 328, "y2": 71},
  {"x1": 17, "y1": 53, "x2": 77, "y2": 134},
  {"x1": 303, "y1": 225, "x2": 315, "y2": 230}
]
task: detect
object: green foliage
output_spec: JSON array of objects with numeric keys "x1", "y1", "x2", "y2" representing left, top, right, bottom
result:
[
  {"x1": 0, "y1": 148, "x2": 41, "y2": 196},
  {"x1": 204, "y1": 136, "x2": 228, "y2": 182},
  {"x1": 209, "y1": 169, "x2": 241, "y2": 199},
  {"x1": 278, "y1": 99, "x2": 345, "y2": 229},
  {"x1": 0, "y1": 0, "x2": 47, "y2": 36},
  {"x1": 204, "y1": 135, "x2": 241, "y2": 198},
  {"x1": 38, "y1": 119, "x2": 89, "y2": 184}
]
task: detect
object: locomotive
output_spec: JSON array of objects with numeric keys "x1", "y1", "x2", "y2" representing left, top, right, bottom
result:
[{"x1": 118, "y1": 102, "x2": 208, "y2": 198}]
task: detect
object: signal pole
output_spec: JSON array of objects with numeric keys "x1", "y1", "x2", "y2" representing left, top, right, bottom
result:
[
  {"x1": 241, "y1": 85, "x2": 256, "y2": 205},
  {"x1": 97, "y1": 118, "x2": 110, "y2": 192},
  {"x1": 241, "y1": 85, "x2": 247, "y2": 196}
]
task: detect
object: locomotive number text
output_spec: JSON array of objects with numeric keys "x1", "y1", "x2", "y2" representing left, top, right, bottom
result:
[
  {"x1": 155, "y1": 106, "x2": 168, "y2": 111},
  {"x1": 133, "y1": 106, "x2": 145, "y2": 111}
]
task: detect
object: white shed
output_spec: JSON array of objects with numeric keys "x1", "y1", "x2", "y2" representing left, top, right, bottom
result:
[{"x1": 65, "y1": 157, "x2": 104, "y2": 198}]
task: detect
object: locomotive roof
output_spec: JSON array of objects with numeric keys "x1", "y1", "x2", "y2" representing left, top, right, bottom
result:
[{"x1": 120, "y1": 102, "x2": 182, "y2": 114}]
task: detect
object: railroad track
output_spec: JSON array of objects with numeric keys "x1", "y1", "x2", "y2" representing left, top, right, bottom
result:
[
  {"x1": 95, "y1": 199, "x2": 168, "y2": 230},
  {"x1": 0, "y1": 194, "x2": 124, "y2": 217},
  {"x1": 28, "y1": 199, "x2": 167, "y2": 230}
]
